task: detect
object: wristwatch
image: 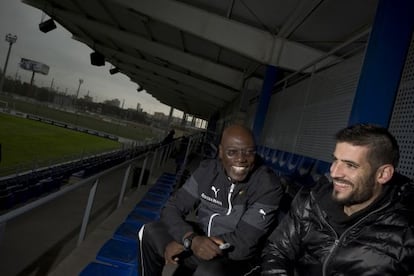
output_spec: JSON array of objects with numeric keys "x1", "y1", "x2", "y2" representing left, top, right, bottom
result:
[{"x1": 183, "y1": 233, "x2": 197, "y2": 251}]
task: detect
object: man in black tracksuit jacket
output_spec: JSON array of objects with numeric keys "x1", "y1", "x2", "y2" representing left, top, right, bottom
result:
[{"x1": 139, "y1": 124, "x2": 284, "y2": 276}]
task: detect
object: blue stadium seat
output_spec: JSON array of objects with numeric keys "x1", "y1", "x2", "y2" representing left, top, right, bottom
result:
[
  {"x1": 41, "y1": 177, "x2": 62, "y2": 193},
  {"x1": 256, "y1": 145, "x2": 265, "y2": 159},
  {"x1": 270, "y1": 149, "x2": 282, "y2": 165},
  {"x1": 147, "y1": 187, "x2": 171, "y2": 199},
  {"x1": 96, "y1": 238, "x2": 138, "y2": 269},
  {"x1": 134, "y1": 202, "x2": 163, "y2": 218},
  {"x1": 280, "y1": 155, "x2": 316, "y2": 196},
  {"x1": 139, "y1": 198, "x2": 165, "y2": 209},
  {"x1": 157, "y1": 177, "x2": 175, "y2": 183},
  {"x1": 13, "y1": 185, "x2": 30, "y2": 204},
  {"x1": 296, "y1": 156, "x2": 316, "y2": 177},
  {"x1": 141, "y1": 193, "x2": 168, "y2": 205},
  {"x1": 126, "y1": 208, "x2": 160, "y2": 224},
  {"x1": 0, "y1": 192, "x2": 14, "y2": 211},
  {"x1": 310, "y1": 160, "x2": 331, "y2": 182},
  {"x1": 294, "y1": 159, "x2": 331, "y2": 188},
  {"x1": 152, "y1": 182, "x2": 174, "y2": 191},
  {"x1": 271, "y1": 151, "x2": 292, "y2": 176},
  {"x1": 113, "y1": 222, "x2": 144, "y2": 243},
  {"x1": 159, "y1": 172, "x2": 176, "y2": 179},
  {"x1": 79, "y1": 262, "x2": 136, "y2": 276},
  {"x1": 263, "y1": 147, "x2": 274, "y2": 165},
  {"x1": 286, "y1": 154, "x2": 303, "y2": 174}
]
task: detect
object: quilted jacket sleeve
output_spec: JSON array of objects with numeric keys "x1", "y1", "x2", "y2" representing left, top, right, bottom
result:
[{"x1": 261, "y1": 189, "x2": 308, "y2": 275}]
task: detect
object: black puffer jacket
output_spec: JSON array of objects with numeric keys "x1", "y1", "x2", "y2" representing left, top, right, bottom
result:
[
  {"x1": 161, "y1": 158, "x2": 284, "y2": 260},
  {"x1": 261, "y1": 174, "x2": 414, "y2": 276}
]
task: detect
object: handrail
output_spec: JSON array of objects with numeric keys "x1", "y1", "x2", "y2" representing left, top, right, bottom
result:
[{"x1": 0, "y1": 151, "x2": 147, "y2": 224}]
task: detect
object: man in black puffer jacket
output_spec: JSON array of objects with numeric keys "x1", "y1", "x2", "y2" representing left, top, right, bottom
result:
[
  {"x1": 139, "y1": 124, "x2": 284, "y2": 276},
  {"x1": 261, "y1": 123, "x2": 414, "y2": 276}
]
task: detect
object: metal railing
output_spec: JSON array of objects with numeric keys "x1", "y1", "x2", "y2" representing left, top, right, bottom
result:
[{"x1": 0, "y1": 132, "x2": 204, "y2": 275}]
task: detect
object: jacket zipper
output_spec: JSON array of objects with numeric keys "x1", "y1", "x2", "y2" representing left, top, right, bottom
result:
[
  {"x1": 207, "y1": 183, "x2": 235, "y2": 236},
  {"x1": 318, "y1": 191, "x2": 392, "y2": 276},
  {"x1": 311, "y1": 191, "x2": 339, "y2": 276}
]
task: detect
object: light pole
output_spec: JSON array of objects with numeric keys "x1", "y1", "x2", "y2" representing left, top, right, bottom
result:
[
  {"x1": 76, "y1": 78, "x2": 84, "y2": 99},
  {"x1": 0, "y1": 33, "x2": 18, "y2": 93}
]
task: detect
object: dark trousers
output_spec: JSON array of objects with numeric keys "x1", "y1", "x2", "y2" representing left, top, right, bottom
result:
[{"x1": 138, "y1": 221, "x2": 259, "y2": 276}]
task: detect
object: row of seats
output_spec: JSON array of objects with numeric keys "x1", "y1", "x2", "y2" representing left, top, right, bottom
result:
[
  {"x1": 0, "y1": 176, "x2": 64, "y2": 211},
  {"x1": 257, "y1": 146, "x2": 331, "y2": 196},
  {"x1": 79, "y1": 172, "x2": 177, "y2": 276},
  {"x1": 0, "y1": 150, "x2": 133, "y2": 212}
]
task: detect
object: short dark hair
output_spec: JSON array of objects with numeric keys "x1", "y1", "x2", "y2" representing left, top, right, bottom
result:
[{"x1": 335, "y1": 124, "x2": 400, "y2": 168}]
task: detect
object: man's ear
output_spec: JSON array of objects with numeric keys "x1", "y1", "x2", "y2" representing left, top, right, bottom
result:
[{"x1": 376, "y1": 164, "x2": 394, "y2": 185}]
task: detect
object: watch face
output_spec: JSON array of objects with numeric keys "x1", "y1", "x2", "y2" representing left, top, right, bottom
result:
[{"x1": 184, "y1": 238, "x2": 191, "y2": 250}]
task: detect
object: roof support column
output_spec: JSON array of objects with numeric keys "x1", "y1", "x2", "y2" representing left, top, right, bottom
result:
[
  {"x1": 348, "y1": 0, "x2": 414, "y2": 127},
  {"x1": 167, "y1": 106, "x2": 174, "y2": 125},
  {"x1": 181, "y1": 112, "x2": 187, "y2": 127},
  {"x1": 252, "y1": 65, "x2": 280, "y2": 142}
]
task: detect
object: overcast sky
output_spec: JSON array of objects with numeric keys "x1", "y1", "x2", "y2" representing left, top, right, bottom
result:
[{"x1": 0, "y1": 0, "x2": 175, "y2": 115}]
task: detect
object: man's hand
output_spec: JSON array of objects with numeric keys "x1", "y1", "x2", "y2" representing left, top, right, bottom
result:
[
  {"x1": 191, "y1": 236, "x2": 223, "y2": 260},
  {"x1": 164, "y1": 241, "x2": 184, "y2": 265}
]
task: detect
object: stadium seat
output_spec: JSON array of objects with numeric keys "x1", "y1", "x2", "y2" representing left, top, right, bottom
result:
[
  {"x1": 296, "y1": 156, "x2": 316, "y2": 177},
  {"x1": 271, "y1": 151, "x2": 292, "y2": 176},
  {"x1": 140, "y1": 192, "x2": 168, "y2": 205},
  {"x1": 294, "y1": 159, "x2": 331, "y2": 188},
  {"x1": 79, "y1": 261, "x2": 136, "y2": 276},
  {"x1": 263, "y1": 147, "x2": 274, "y2": 164},
  {"x1": 126, "y1": 208, "x2": 160, "y2": 223},
  {"x1": 256, "y1": 145, "x2": 264, "y2": 159},
  {"x1": 96, "y1": 238, "x2": 138, "y2": 269},
  {"x1": 159, "y1": 172, "x2": 176, "y2": 179},
  {"x1": 134, "y1": 202, "x2": 163, "y2": 218},
  {"x1": 270, "y1": 149, "x2": 282, "y2": 165},
  {"x1": 113, "y1": 221, "x2": 144, "y2": 242},
  {"x1": 147, "y1": 187, "x2": 171, "y2": 199},
  {"x1": 13, "y1": 185, "x2": 30, "y2": 204},
  {"x1": 0, "y1": 192, "x2": 15, "y2": 211}
]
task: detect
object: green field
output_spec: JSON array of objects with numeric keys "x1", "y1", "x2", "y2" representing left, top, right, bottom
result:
[
  {"x1": 0, "y1": 95, "x2": 157, "y2": 142},
  {"x1": 0, "y1": 113, "x2": 122, "y2": 176}
]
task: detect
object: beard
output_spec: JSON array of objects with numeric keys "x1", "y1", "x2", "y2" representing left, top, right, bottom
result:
[{"x1": 332, "y1": 172, "x2": 377, "y2": 207}]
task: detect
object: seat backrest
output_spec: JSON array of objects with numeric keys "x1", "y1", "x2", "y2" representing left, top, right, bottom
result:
[{"x1": 311, "y1": 160, "x2": 331, "y2": 182}]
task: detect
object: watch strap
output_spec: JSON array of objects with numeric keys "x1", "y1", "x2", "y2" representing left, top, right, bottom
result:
[
  {"x1": 183, "y1": 232, "x2": 197, "y2": 243},
  {"x1": 183, "y1": 232, "x2": 197, "y2": 250}
]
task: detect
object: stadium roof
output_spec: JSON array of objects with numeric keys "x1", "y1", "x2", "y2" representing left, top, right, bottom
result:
[{"x1": 23, "y1": 0, "x2": 378, "y2": 120}]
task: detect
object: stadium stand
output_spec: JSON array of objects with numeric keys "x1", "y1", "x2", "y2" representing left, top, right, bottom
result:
[
  {"x1": 0, "y1": 145, "x2": 157, "y2": 212},
  {"x1": 79, "y1": 172, "x2": 177, "y2": 276}
]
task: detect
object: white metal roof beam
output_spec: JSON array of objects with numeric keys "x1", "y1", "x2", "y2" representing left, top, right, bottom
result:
[
  {"x1": 142, "y1": 83, "x2": 217, "y2": 116},
  {"x1": 125, "y1": 65, "x2": 227, "y2": 106},
  {"x1": 75, "y1": 39, "x2": 238, "y2": 101},
  {"x1": 46, "y1": 7, "x2": 251, "y2": 90},
  {"x1": 113, "y1": 0, "x2": 338, "y2": 70},
  {"x1": 277, "y1": 0, "x2": 324, "y2": 38}
]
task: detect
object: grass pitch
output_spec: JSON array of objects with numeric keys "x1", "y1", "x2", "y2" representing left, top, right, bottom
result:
[{"x1": 0, "y1": 113, "x2": 122, "y2": 176}]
